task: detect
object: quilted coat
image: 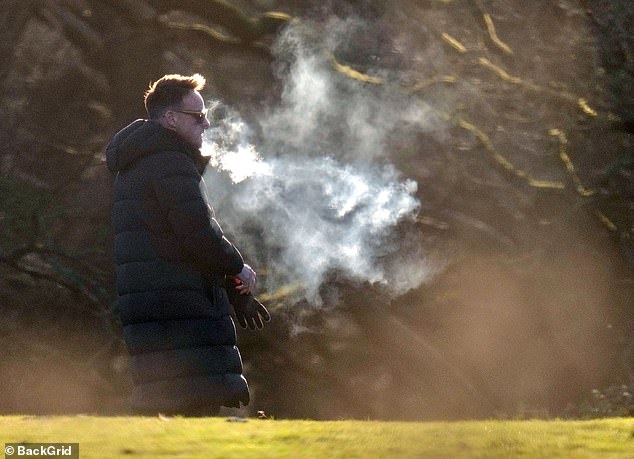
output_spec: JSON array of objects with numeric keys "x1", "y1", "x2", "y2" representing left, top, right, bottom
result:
[{"x1": 106, "y1": 119, "x2": 249, "y2": 414}]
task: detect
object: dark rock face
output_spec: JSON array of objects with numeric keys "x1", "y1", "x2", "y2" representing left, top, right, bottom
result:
[{"x1": 0, "y1": 0, "x2": 632, "y2": 418}]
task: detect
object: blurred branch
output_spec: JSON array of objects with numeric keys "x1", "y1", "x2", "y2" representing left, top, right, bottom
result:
[
  {"x1": 548, "y1": 129, "x2": 596, "y2": 197},
  {"x1": 441, "y1": 32, "x2": 467, "y2": 53},
  {"x1": 327, "y1": 39, "x2": 603, "y2": 199},
  {"x1": 150, "y1": 0, "x2": 289, "y2": 44},
  {"x1": 477, "y1": 57, "x2": 604, "y2": 121},
  {"x1": 330, "y1": 54, "x2": 384, "y2": 84},
  {"x1": 37, "y1": 3, "x2": 104, "y2": 55},
  {"x1": 0, "y1": 255, "x2": 104, "y2": 308},
  {"x1": 0, "y1": 1, "x2": 40, "y2": 83},
  {"x1": 454, "y1": 116, "x2": 566, "y2": 190},
  {"x1": 409, "y1": 75, "x2": 458, "y2": 93},
  {"x1": 482, "y1": 13, "x2": 513, "y2": 55},
  {"x1": 158, "y1": 16, "x2": 241, "y2": 44},
  {"x1": 99, "y1": 0, "x2": 157, "y2": 24}
]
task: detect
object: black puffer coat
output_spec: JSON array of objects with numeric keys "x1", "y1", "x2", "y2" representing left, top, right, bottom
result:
[{"x1": 106, "y1": 119, "x2": 249, "y2": 414}]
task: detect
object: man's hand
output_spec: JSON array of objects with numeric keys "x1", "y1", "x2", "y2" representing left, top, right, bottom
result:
[
  {"x1": 228, "y1": 278, "x2": 271, "y2": 330},
  {"x1": 233, "y1": 294, "x2": 271, "y2": 330},
  {"x1": 236, "y1": 264, "x2": 256, "y2": 295}
]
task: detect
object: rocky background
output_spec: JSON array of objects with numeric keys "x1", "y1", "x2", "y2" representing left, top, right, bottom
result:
[{"x1": 0, "y1": 0, "x2": 632, "y2": 419}]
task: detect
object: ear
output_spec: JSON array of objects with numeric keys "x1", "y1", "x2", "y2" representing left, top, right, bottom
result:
[{"x1": 163, "y1": 110, "x2": 177, "y2": 129}]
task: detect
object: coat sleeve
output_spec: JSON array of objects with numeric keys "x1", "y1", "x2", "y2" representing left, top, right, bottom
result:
[{"x1": 152, "y1": 153, "x2": 244, "y2": 276}]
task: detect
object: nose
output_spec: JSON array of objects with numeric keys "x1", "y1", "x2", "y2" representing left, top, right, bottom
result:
[{"x1": 202, "y1": 117, "x2": 210, "y2": 129}]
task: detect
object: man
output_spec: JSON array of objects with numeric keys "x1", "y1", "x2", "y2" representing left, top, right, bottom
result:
[{"x1": 106, "y1": 74, "x2": 270, "y2": 416}]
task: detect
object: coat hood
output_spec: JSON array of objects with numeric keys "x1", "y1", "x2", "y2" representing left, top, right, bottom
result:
[{"x1": 106, "y1": 119, "x2": 209, "y2": 173}]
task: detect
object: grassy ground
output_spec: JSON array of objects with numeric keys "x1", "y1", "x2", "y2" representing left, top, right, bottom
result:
[{"x1": 1, "y1": 416, "x2": 633, "y2": 458}]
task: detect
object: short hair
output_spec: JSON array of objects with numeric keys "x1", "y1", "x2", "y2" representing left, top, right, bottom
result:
[{"x1": 144, "y1": 74, "x2": 206, "y2": 120}]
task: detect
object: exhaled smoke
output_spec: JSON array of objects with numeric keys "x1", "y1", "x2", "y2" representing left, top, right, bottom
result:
[{"x1": 202, "y1": 17, "x2": 439, "y2": 304}]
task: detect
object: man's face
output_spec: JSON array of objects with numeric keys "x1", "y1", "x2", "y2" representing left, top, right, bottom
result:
[{"x1": 170, "y1": 90, "x2": 210, "y2": 149}]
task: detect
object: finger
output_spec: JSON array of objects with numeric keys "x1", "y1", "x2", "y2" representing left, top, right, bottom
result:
[
  {"x1": 258, "y1": 304, "x2": 271, "y2": 322},
  {"x1": 236, "y1": 314, "x2": 248, "y2": 329},
  {"x1": 229, "y1": 276, "x2": 242, "y2": 286},
  {"x1": 253, "y1": 315, "x2": 263, "y2": 329},
  {"x1": 246, "y1": 316, "x2": 256, "y2": 330},
  {"x1": 236, "y1": 274, "x2": 250, "y2": 288},
  {"x1": 242, "y1": 277, "x2": 255, "y2": 292}
]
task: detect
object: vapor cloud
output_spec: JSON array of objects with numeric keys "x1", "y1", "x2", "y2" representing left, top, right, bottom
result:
[{"x1": 203, "y1": 17, "x2": 438, "y2": 304}]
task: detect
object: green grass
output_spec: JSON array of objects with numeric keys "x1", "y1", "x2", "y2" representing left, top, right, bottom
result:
[{"x1": 1, "y1": 416, "x2": 633, "y2": 458}]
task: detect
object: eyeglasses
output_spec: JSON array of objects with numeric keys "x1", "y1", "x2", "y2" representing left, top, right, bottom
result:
[{"x1": 173, "y1": 108, "x2": 209, "y2": 123}]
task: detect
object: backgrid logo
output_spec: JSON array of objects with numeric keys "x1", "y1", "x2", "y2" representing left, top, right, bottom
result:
[{"x1": 5, "y1": 443, "x2": 78, "y2": 458}]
